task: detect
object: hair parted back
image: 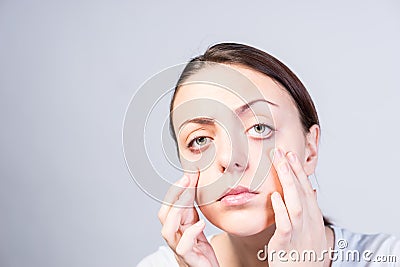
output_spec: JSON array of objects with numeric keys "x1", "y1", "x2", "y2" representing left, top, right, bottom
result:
[{"x1": 169, "y1": 42, "x2": 319, "y2": 142}]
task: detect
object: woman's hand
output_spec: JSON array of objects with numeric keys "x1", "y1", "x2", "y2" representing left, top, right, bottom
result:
[
  {"x1": 268, "y1": 148, "x2": 328, "y2": 266},
  {"x1": 158, "y1": 172, "x2": 220, "y2": 267}
]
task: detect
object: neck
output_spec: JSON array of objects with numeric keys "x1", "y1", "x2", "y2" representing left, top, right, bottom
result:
[{"x1": 226, "y1": 224, "x2": 276, "y2": 267}]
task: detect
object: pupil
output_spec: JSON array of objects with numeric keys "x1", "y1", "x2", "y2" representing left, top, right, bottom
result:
[{"x1": 256, "y1": 125, "x2": 264, "y2": 132}]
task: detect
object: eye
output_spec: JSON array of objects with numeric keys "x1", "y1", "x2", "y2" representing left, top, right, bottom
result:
[
  {"x1": 247, "y1": 123, "x2": 274, "y2": 139},
  {"x1": 187, "y1": 136, "x2": 212, "y2": 151}
]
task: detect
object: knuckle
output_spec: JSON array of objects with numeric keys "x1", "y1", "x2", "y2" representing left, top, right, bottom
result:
[
  {"x1": 278, "y1": 226, "x2": 292, "y2": 237},
  {"x1": 292, "y1": 206, "x2": 303, "y2": 219},
  {"x1": 161, "y1": 227, "x2": 172, "y2": 241}
]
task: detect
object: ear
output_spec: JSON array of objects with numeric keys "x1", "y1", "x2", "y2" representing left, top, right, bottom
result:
[{"x1": 303, "y1": 124, "x2": 320, "y2": 176}]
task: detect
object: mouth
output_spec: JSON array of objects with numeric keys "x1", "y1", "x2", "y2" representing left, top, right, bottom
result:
[{"x1": 218, "y1": 186, "x2": 259, "y2": 206}]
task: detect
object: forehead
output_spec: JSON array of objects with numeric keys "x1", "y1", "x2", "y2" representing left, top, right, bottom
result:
[{"x1": 172, "y1": 64, "x2": 296, "y2": 119}]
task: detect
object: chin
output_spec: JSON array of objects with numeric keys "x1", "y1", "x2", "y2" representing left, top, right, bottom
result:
[{"x1": 221, "y1": 220, "x2": 267, "y2": 237}]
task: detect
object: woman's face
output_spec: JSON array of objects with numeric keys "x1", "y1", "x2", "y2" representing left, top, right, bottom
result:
[{"x1": 171, "y1": 64, "x2": 318, "y2": 236}]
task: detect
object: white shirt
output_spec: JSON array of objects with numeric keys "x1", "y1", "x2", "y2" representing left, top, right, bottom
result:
[{"x1": 137, "y1": 225, "x2": 400, "y2": 266}]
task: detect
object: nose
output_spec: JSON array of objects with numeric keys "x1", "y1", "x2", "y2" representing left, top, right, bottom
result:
[{"x1": 216, "y1": 130, "x2": 249, "y2": 174}]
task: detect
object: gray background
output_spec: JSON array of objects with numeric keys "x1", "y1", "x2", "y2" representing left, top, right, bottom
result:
[{"x1": 1, "y1": 1, "x2": 399, "y2": 266}]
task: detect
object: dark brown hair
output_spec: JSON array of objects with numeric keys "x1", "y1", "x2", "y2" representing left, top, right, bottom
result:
[{"x1": 169, "y1": 42, "x2": 332, "y2": 226}]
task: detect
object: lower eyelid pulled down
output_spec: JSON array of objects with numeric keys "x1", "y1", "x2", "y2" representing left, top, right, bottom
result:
[
  {"x1": 187, "y1": 136, "x2": 212, "y2": 148},
  {"x1": 186, "y1": 137, "x2": 213, "y2": 153}
]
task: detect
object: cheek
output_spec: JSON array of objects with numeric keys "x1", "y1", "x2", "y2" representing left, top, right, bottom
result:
[
  {"x1": 275, "y1": 129, "x2": 306, "y2": 161},
  {"x1": 248, "y1": 140, "x2": 284, "y2": 202},
  {"x1": 246, "y1": 140, "x2": 276, "y2": 190},
  {"x1": 195, "y1": 168, "x2": 229, "y2": 206},
  {"x1": 261, "y1": 165, "x2": 284, "y2": 196},
  {"x1": 179, "y1": 150, "x2": 217, "y2": 174},
  {"x1": 196, "y1": 168, "x2": 219, "y2": 186}
]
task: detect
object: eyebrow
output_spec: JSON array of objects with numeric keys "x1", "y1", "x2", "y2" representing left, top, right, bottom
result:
[
  {"x1": 178, "y1": 99, "x2": 278, "y2": 130},
  {"x1": 179, "y1": 117, "x2": 216, "y2": 130},
  {"x1": 235, "y1": 99, "x2": 278, "y2": 114}
]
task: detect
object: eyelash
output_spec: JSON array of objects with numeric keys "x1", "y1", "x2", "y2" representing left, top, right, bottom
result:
[
  {"x1": 186, "y1": 123, "x2": 275, "y2": 153},
  {"x1": 187, "y1": 136, "x2": 212, "y2": 154}
]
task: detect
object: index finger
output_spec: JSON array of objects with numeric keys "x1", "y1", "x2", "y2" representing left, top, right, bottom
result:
[
  {"x1": 158, "y1": 175, "x2": 189, "y2": 224},
  {"x1": 271, "y1": 148, "x2": 303, "y2": 225},
  {"x1": 158, "y1": 171, "x2": 200, "y2": 223}
]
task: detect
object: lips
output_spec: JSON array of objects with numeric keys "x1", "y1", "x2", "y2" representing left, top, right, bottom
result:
[{"x1": 218, "y1": 186, "x2": 258, "y2": 206}]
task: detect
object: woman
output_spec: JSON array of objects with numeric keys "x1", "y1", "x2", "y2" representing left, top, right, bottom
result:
[{"x1": 138, "y1": 43, "x2": 400, "y2": 266}]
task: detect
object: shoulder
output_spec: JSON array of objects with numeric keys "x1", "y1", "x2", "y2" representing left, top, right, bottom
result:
[
  {"x1": 329, "y1": 225, "x2": 400, "y2": 266},
  {"x1": 136, "y1": 246, "x2": 178, "y2": 267},
  {"x1": 137, "y1": 234, "x2": 218, "y2": 267}
]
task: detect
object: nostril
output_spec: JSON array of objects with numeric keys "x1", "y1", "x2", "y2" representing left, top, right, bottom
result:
[{"x1": 233, "y1": 162, "x2": 244, "y2": 170}]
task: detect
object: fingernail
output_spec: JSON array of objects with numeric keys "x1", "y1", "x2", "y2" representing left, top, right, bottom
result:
[
  {"x1": 288, "y1": 152, "x2": 296, "y2": 163},
  {"x1": 271, "y1": 191, "x2": 280, "y2": 201},
  {"x1": 269, "y1": 149, "x2": 275, "y2": 160}
]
